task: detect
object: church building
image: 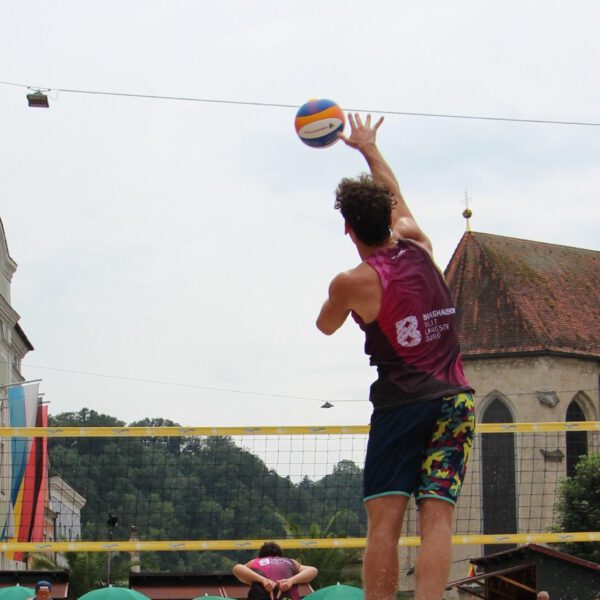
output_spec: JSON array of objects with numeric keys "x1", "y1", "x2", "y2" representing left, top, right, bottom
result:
[{"x1": 446, "y1": 228, "x2": 600, "y2": 582}]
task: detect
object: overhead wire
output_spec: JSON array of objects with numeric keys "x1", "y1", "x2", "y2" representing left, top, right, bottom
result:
[
  {"x1": 1, "y1": 79, "x2": 600, "y2": 127},
  {"x1": 19, "y1": 362, "x2": 333, "y2": 404}
]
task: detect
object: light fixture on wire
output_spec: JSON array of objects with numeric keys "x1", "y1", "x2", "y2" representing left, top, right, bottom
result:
[{"x1": 26, "y1": 89, "x2": 49, "y2": 108}]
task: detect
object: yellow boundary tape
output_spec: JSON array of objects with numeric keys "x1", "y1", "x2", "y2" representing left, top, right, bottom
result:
[
  {"x1": 0, "y1": 421, "x2": 598, "y2": 437},
  {"x1": 2, "y1": 532, "x2": 599, "y2": 553}
]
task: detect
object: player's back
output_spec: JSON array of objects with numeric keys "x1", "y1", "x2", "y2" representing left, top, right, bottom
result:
[{"x1": 354, "y1": 239, "x2": 472, "y2": 408}]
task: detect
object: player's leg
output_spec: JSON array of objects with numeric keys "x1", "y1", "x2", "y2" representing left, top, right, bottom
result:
[
  {"x1": 363, "y1": 494, "x2": 409, "y2": 600},
  {"x1": 415, "y1": 498, "x2": 454, "y2": 600},
  {"x1": 413, "y1": 391, "x2": 475, "y2": 600},
  {"x1": 363, "y1": 401, "x2": 453, "y2": 600}
]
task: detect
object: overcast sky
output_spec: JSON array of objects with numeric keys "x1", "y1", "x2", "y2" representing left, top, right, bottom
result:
[{"x1": 1, "y1": 1, "x2": 599, "y2": 428}]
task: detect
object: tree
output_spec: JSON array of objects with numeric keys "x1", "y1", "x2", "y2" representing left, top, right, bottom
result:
[
  {"x1": 554, "y1": 452, "x2": 600, "y2": 563},
  {"x1": 312, "y1": 460, "x2": 366, "y2": 537},
  {"x1": 47, "y1": 409, "x2": 365, "y2": 572},
  {"x1": 49, "y1": 408, "x2": 125, "y2": 428}
]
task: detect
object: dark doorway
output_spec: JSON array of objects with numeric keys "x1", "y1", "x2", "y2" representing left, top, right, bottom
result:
[
  {"x1": 566, "y1": 400, "x2": 588, "y2": 478},
  {"x1": 481, "y1": 398, "x2": 517, "y2": 554}
]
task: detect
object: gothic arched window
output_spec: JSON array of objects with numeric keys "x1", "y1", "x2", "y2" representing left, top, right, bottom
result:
[
  {"x1": 566, "y1": 400, "x2": 588, "y2": 478},
  {"x1": 481, "y1": 397, "x2": 517, "y2": 554}
]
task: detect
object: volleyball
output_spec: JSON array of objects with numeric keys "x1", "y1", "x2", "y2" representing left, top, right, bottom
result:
[{"x1": 294, "y1": 98, "x2": 345, "y2": 148}]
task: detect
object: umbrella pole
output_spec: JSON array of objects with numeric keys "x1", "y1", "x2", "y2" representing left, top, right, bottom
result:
[
  {"x1": 107, "y1": 551, "x2": 112, "y2": 586},
  {"x1": 106, "y1": 514, "x2": 118, "y2": 586}
]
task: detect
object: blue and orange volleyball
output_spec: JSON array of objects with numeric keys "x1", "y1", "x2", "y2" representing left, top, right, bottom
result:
[{"x1": 295, "y1": 98, "x2": 345, "y2": 148}]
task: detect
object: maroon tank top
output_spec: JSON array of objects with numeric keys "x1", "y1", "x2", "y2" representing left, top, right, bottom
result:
[{"x1": 352, "y1": 239, "x2": 472, "y2": 409}]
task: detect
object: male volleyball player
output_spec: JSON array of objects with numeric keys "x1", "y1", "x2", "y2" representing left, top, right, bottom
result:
[{"x1": 316, "y1": 113, "x2": 475, "y2": 600}]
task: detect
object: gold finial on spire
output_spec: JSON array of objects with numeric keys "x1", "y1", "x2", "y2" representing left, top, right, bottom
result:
[{"x1": 462, "y1": 191, "x2": 472, "y2": 232}]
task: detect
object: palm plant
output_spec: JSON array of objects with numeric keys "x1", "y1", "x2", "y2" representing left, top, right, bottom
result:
[
  {"x1": 275, "y1": 511, "x2": 362, "y2": 588},
  {"x1": 31, "y1": 552, "x2": 130, "y2": 599}
]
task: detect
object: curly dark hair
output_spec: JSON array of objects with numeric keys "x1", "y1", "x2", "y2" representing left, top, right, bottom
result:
[
  {"x1": 258, "y1": 541, "x2": 283, "y2": 558},
  {"x1": 334, "y1": 173, "x2": 395, "y2": 246}
]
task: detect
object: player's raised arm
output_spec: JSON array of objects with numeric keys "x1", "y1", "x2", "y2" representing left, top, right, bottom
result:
[{"x1": 339, "y1": 113, "x2": 432, "y2": 253}]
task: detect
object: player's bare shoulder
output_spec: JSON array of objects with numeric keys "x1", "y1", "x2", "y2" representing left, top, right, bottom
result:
[
  {"x1": 353, "y1": 260, "x2": 381, "y2": 284},
  {"x1": 343, "y1": 261, "x2": 382, "y2": 324},
  {"x1": 332, "y1": 261, "x2": 379, "y2": 291}
]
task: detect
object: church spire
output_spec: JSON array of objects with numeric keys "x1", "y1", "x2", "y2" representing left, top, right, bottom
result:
[{"x1": 462, "y1": 190, "x2": 472, "y2": 232}]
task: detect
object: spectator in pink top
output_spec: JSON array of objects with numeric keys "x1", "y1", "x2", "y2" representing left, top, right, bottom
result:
[{"x1": 233, "y1": 541, "x2": 317, "y2": 600}]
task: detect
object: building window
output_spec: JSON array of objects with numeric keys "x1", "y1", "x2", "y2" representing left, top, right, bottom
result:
[
  {"x1": 481, "y1": 397, "x2": 517, "y2": 554},
  {"x1": 566, "y1": 400, "x2": 588, "y2": 478}
]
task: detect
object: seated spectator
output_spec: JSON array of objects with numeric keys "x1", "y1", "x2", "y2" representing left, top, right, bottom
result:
[{"x1": 233, "y1": 541, "x2": 317, "y2": 600}]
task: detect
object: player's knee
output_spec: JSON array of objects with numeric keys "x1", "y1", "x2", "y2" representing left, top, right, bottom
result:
[
  {"x1": 367, "y1": 513, "x2": 401, "y2": 541},
  {"x1": 419, "y1": 498, "x2": 454, "y2": 535},
  {"x1": 366, "y1": 499, "x2": 407, "y2": 543}
]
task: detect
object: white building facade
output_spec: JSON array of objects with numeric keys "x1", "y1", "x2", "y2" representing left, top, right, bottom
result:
[
  {"x1": 0, "y1": 218, "x2": 35, "y2": 570},
  {"x1": 48, "y1": 476, "x2": 86, "y2": 542}
]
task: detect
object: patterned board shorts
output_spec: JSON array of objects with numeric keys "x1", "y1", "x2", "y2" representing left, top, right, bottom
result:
[{"x1": 363, "y1": 391, "x2": 475, "y2": 506}]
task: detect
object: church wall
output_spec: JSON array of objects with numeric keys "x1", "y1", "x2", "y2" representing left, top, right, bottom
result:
[
  {"x1": 400, "y1": 354, "x2": 600, "y2": 596},
  {"x1": 464, "y1": 354, "x2": 599, "y2": 422}
]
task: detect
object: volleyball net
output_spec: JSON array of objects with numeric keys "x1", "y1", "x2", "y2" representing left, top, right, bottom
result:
[{"x1": 0, "y1": 422, "x2": 599, "y2": 554}]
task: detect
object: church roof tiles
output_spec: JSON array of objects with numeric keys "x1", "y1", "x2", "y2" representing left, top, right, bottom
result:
[{"x1": 444, "y1": 232, "x2": 600, "y2": 359}]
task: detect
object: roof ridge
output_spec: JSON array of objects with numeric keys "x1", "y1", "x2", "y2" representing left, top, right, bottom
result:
[
  {"x1": 470, "y1": 230, "x2": 600, "y2": 255},
  {"x1": 447, "y1": 231, "x2": 600, "y2": 357}
]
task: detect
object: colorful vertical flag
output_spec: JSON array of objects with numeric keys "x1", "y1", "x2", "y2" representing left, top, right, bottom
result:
[
  {"x1": 0, "y1": 404, "x2": 13, "y2": 539},
  {"x1": 13, "y1": 402, "x2": 48, "y2": 560},
  {"x1": 0, "y1": 381, "x2": 45, "y2": 558}
]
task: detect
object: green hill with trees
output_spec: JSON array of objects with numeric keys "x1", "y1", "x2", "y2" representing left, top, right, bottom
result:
[{"x1": 48, "y1": 408, "x2": 366, "y2": 573}]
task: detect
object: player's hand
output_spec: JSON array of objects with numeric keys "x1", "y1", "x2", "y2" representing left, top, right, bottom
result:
[
  {"x1": 277, "y1": 578, "x2": 293, "y2": 592},
  {"x1": 261, "y1": 577, "x2": 276, "y2": 592},
  {"x1": 338, "y1": 113, "x2": 384, "y2": 150}
]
